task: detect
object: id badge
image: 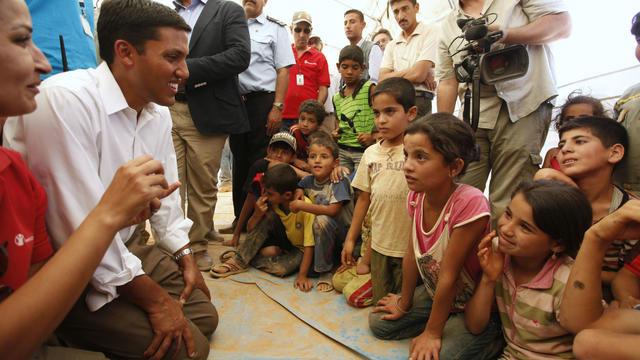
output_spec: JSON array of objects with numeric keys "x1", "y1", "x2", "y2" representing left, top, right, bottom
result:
[{"x1": 296, "y1": 74, "x2": 304, "y2": 86}]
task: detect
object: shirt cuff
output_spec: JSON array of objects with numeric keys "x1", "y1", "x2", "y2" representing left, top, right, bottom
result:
[{"x1": 86, "y1": 251, "x2": 144, "y2": 312}]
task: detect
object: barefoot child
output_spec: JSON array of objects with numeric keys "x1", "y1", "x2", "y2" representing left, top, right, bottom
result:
[
  {"x1": 290, "y1": 131, "x2": 354, "y2": 274},
  {"x1": 369, "y1": 114, "x2": 502, "y2": 359},
  {"x1": 341, "y1": 77, "x2": 416, "y2": 307},
  {"x1": 211, "y1": 164, "x2": 317, "y2": 292},
  {"x1": 466, "y1": 180, "x2": 592, "y2": 359}
]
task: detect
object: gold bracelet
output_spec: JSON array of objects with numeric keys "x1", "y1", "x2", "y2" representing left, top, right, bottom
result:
[{"x1": 395, "y1": 296, "x2": 410, "y2": 314}]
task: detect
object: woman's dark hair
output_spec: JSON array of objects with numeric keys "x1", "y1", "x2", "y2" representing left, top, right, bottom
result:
[
  {"x1": 512, "y1": 180, "x2": 592, "y2": 258},
  {"x1": 405, "y1": 113, "x2": 478, "y2": 177},
  {"x1": 98, "y1": 0, "x2": 191, "y2": 64},
  {"x1": 553, "y1": 90, "x2": 606, "y2": 131}
]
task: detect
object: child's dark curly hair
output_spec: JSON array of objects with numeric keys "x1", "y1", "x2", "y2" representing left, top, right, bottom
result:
[{"x1": 553, "y1": 90, "x2": 606, "y2": 131}]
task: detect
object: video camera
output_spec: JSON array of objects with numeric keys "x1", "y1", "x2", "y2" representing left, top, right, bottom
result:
[
  {"x1": 451, "y1": 15, "x2": 529, "y2": 130},
  {"x1": 453, "y1": 17, "x2": 529, "y2": 85}
]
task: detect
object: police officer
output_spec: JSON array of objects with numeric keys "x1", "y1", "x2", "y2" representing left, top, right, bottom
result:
[{"x1": 227, "y1": 0, "x2": 295, "y2": 232}]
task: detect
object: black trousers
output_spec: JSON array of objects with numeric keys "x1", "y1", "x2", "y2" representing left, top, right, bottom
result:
[{"x1": 230, "y1": 91, "x2": 274, "y2": 218}]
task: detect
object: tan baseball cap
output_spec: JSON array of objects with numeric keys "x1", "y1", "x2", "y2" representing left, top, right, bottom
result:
[{"x1": 292, "y1": 11, "x2": 312, "y2": 26}]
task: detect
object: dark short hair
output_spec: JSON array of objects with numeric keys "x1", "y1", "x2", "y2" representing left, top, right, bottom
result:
[
  {"x1": 262, "y1": 164, "x2": 298, "y2": 194},
  {"x1": 512, "y1": 180, "x2": 592, "y2": 258},
  {"x1": 338, "y1": 45, "x2": 365, "y2": 66},
  {"x1": 298, "y1": 99, "x2": 327, "y2": 124},
  {"x1": 405, "y1": 113, "x2": 478, "y2": 176},
  {"x1": 372, "y1": 77, "x2": 415, "y2": 112},
  {"x1": 372, "y1": 28, "x2": 392, "y2": 42},
  {"x1": 632, "y1": 12, "x2": 640, "y2": 37},
  {"x1": 98, "y1": 0, "x2": 191, "y2": 64},
  {"x1": 553, "y1": 90, "x2": 606, "y2": 131},
  {"x1": 308, "y1": 131, "x2": 339, "y2": 159},
  {"x1": 559, "y1": 116, "x2": 628, "y2": 153},
  {"x1": 390, "y1": 0, "x2": 417, "y2": 6},
  {"x1": 268, "y1": 141, "x2": 295, "y2": 155},
  {"x1": 344, "y1": 9, "x2": 365, "y2": 22}
]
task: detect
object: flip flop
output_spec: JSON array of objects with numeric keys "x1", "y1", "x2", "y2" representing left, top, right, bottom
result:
[
  {"x1": 219, "y1": 249, "x2": 237, "y2": 263},
  {"x1": 316, "y1": 281, "x2": 334, "y2": 292},
  {"x1": 209, "y1": 262, "x2": 248, "y2": 278}
]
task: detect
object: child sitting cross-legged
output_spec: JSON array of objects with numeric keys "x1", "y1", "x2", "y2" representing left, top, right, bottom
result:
[
  {"x1": 466, "y1": 180, "x2": 593, "y2": 359},
  {"x1": 535, "y1": 117, "x2": 637, "y2": 297},
  {"x1": 210, "y1": 164, "x2": 317, "y2": 292},
  {"x1": 224, "y1": 132, "x2": 307, "y2": 247},
  {"x1": 289, "y1": 131, "x2": 354, "y2": 277},
  {"x1": 290, "y1": 99, "x2": 327, "y2": 172},
  {"x1": 369, "y1": 114, "x2": 503, "y2": 359}
]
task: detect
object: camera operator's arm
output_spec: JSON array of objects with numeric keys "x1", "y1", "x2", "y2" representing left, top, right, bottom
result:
[
  {"x1": 437, "y1": 78, "x2": 458, "y2": 113},
  {"x1": 491, "y1": 12, "x2": 571, "y2": 46},
  {"x1": 379, "y1": 60, "x2": 434, "y2": 84}
]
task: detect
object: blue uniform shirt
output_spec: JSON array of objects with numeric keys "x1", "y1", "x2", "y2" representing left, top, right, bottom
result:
[
  {"x1": 28, "y1": 0, "x2": 97, "y2": 78},
  {"x1": 238, "y1": 12, "x2": 294, "y2": 95}
]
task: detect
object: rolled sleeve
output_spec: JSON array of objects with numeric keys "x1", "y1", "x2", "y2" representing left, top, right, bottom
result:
[
  {"x1": 418, "y1": 24, "x2": 438, "y2": 64},
  {"x1": 521, "y1": 0, "x2": 569, "y2": 22},
  {"x1": 436, "y1": 25, "x2": 456, "y2": 81},
  {"x1": 381, "y1": 43, "x2": 395, "y2": 71},
  {"x1": 274, "y1": 25, "x2": 295, "y2": 70},
  {"x1": 368, "y1": 44, "x2": 383, "y2": 83},
  {"x1": 148, "y1": 121, "x2": 191, "y2": 254}
]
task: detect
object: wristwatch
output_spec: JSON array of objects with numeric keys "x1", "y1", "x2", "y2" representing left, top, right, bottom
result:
[
  {"x1": 174, "y1": 248, "x2": 193, "y2": 262},
  {"x1": 273, "y1": 102, "x2": 284, "y2": 111}
]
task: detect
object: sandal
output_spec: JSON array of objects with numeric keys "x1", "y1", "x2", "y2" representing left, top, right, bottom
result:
[
  {"x1": 209, "y1": 261, "x2": 248, "y2": 278},
  {"x1": 219, "y1": 249, "x2": 237, "y2": 263},
  {"x1": 316, "y1": 281, "x2": 334, "y2": 292}
]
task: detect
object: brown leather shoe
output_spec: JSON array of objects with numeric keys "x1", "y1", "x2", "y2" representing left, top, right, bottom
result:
[{"x1": 194, "y1": 250, "x2": 213, "y2": 271}]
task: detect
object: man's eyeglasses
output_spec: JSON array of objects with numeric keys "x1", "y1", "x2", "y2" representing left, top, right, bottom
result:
[{"x1": 294, "y1": 27, "x2": 311, "y2": 34}]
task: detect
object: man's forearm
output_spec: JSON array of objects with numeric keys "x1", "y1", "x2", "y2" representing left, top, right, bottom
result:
[
  {"x1": 502, "y1": 12, "x2": 571, "y2": 46},
  {"x1": 118, "y1": 274, "x2": 173, "y2": 313},
  {"x1": 437, "y1": 78, "x2": 458, "y2": 113},
  {"x1": 317, "y1": 86, "x2": 328, "y2": 104},
  {"x1": 274, "y1": 67, "x2": 290, "y2": 103}
]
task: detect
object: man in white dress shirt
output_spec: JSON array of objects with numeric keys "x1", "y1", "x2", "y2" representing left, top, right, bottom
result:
[{"x1": 3, "y1": 1, "x2": 217, "y2": 359}]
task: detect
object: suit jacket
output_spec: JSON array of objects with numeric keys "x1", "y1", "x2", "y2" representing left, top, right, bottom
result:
[{"x1": 185, "y1": 0, "x2": 250, "y2": 135}]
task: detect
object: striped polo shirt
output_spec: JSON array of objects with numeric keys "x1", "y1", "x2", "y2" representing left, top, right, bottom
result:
[
  {"x1": 495, "y1": 255, "x2": 574, "y2": 360},
  {"x1": 333, "y1": 80, "x2": 375, "y2": 148}
]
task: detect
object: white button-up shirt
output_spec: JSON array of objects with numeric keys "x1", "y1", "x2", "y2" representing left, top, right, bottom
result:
[{"x1": 3, "y1": 62, "x2": 191, "y2": 311}]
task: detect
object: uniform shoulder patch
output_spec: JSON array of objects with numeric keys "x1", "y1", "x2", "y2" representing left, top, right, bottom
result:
[{"x1": 266, "y1": 15, "x2": 287, "y2": 27}]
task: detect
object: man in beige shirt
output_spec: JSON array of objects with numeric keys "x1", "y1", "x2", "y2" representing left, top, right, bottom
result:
[{"x1": 379, "y1": 0, "x2": 437, "y2": 116}]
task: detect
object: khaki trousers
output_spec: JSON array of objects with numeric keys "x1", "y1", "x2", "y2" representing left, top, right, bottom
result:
[
  {"x1": 170, "y1": 101, "x2": 227, "y2": 253},
  {"x1": 460, "y1": 101, "x2": 552, "y2": 227},
  {"x1": 56, "y1": 226, "x2": 218, "y2": 360}
]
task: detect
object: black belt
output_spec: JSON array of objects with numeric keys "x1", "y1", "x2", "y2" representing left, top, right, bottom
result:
[
  {"x1": 175, "y1": 92, "x2": 187, "y2": 102},
  {"x1": 338, "y1": 143, "x2": 366, "y2": 153},
  {"x1": 241, "y1": 91, "x2": 275, "y2": 101},
  {"x1": 415, "y1": 90, "x2": 434, "y2": 100}
]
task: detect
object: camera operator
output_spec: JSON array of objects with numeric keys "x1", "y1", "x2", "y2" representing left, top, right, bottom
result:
[{"x1": 436, "y1": 0, "x2": 571, "y2": 224}]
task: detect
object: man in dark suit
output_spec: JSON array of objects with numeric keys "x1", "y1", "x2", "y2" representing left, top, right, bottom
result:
[{"x1": 171, "y1": 0, "x2": 251, "y2": 270}]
